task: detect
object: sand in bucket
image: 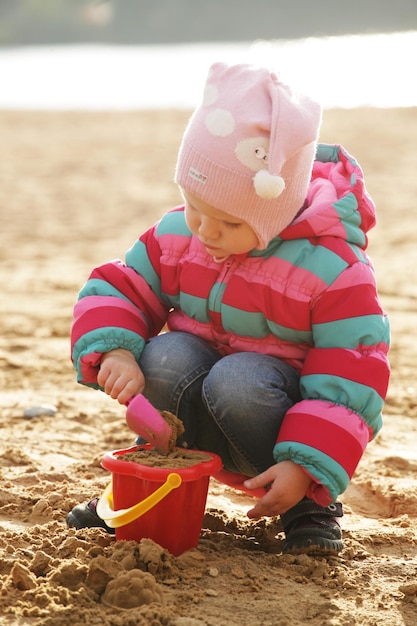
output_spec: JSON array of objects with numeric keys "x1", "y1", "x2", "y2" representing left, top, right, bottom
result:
[{"x1": 97, "y1": 444, "x2": 223, "y2": 556}]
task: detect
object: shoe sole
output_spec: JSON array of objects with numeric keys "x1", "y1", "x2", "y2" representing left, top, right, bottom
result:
[{"x1": 283, "y1": 537, "x2": 343, "y2": 556}]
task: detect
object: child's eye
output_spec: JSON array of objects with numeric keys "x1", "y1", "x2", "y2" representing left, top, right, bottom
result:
[{"x1": 224, "y1": 221, "x2": 241, "y2": 229}]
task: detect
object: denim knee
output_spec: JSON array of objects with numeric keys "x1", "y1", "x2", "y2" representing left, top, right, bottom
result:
[
  {"x1": 138, "y1": 331, "x2": 220, "y2": 414},
  {"x1": 138, "y1": 332, "x2": 223, "y2": 449},
  {"x1": 202, "y1": 352, "x2": 301, "y2": 474}
]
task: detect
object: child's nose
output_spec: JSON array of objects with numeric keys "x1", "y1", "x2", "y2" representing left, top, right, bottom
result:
[{"x1": 199, "y1": 216, "x2": 219, "y2": 239}]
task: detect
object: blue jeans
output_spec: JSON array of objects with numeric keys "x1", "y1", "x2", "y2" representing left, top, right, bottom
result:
[{"x1": 138, "y1": 332, "x2": 301, "y2": 476}]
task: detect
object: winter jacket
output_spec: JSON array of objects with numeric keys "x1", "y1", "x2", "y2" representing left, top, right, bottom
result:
[{"x1": 71, "y1": 143, "x2": 390, "y2": 505}]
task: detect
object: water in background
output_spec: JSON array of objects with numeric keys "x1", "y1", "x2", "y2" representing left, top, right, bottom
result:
[{"x1": 1, "y1": 31, "x2": 416, "y2": 110}]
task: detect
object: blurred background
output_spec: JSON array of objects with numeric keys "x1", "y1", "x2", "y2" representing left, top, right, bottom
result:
[
  {"x1": 0, "y1": 0, "x2": 416, "y2": 45},
  {"x1": 0, "y1": 1, "x2": 416, "y2": 109}
]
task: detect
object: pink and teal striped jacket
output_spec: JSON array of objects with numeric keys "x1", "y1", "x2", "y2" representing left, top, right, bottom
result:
[{"x1": 71, "y1": 144, "x2": 390, "y2": 505}]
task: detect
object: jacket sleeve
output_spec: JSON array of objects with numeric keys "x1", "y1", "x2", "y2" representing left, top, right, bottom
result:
[
  {"x1": 273, "y1": 260, "x2": 390, "y2": 505},
  {"x1": 71, "y1": 224, "x2": 168, "y2": 388}
]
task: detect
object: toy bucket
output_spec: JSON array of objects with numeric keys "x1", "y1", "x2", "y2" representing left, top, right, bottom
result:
[{"x1": 97, "y1": 444, "x2": 222, "y2": 556}]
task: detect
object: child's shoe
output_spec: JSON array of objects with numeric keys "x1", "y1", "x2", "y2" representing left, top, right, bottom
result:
[
  {"x1": 66, "y1": 498, "x2": 115, "y2": 535},
  {"x1": 281, "y1": 497, "x2": 343, "y2": 555}
]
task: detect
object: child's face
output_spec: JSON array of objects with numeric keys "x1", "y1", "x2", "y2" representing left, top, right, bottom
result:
[{"x1": 182, "y1": 190, "x2": 259, "y2": 261}]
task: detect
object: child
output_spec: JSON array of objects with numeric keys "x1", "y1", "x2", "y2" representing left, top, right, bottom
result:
[{"x1": 67, "y1": 62, "x2": 390, "y2": 554}]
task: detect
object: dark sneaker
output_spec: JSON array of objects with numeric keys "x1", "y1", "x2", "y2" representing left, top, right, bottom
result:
[
  {"x1": 281, "y1": 497, "x2": 343, "y2": 555},
  {"x1": 66, "y1": 498, "x2": 115, "y2": 535}
]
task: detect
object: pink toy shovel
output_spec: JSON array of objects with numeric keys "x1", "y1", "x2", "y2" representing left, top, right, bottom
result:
[{"x1": 125, "y1": 395, "x2": 172, "y2": 454}]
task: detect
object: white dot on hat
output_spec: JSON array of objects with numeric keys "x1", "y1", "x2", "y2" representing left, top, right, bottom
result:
[
  {"x1": 205, "y1": 109, "x2": 235, "y2": 137},
  {"x1": 202, "y1": 84, "x2": 219, "y2": 106}
]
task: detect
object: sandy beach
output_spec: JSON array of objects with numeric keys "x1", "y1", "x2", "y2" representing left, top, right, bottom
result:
[{"x1": 0, "y1": 106, "x2": 416, "y2": 625}]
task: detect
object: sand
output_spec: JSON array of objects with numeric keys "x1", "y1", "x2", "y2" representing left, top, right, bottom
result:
[{"x1": 0, "y1": 106, "x2": 416, "y2": 625}]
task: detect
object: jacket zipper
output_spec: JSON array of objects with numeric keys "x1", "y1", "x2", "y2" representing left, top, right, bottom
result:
[{"x1": 209, "y1": 259, "x2": 233, "y2": 323}]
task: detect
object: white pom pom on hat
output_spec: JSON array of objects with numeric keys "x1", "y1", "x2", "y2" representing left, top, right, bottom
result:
[
  {"x1": 253, "y1": 169, "x2": 285, "y2": 199},
  {"x1": 175, "y1": 62, "x2": 322, "y2": 249}
]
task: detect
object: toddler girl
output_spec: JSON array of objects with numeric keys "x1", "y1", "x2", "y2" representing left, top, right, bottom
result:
[{"x1": 67, "y1": 62, "x2": 390, "y2": 554}]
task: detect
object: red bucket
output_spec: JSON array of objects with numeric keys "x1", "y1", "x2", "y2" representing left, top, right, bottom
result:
[{"x1": 97, "y1": 444, "x2": 222, "y2": 556}]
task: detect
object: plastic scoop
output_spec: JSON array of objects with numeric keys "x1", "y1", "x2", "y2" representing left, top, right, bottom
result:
[{"x1": 125, "y1": 395, "x2": 172, "y2": 454}]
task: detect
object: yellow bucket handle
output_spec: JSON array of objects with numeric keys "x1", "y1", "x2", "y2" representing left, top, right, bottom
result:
[{"x1": 96, "y1": 472, "x2": 182, "y2": 529}]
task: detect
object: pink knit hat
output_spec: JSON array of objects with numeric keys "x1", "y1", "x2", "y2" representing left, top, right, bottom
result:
[{"x1": 175, "y1": 62, "x2": 322, "y2": 249}]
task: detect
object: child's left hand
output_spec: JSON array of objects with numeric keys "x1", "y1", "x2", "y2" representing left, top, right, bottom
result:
[{"x1": 244, "y1": 460, "x2": 312, "y2": 519}]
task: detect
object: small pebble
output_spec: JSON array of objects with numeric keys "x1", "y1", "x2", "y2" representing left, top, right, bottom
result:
[
  {"x1": 208, "y1": 567, "x2": 219, "y2": 577},
  {"x1": 23, "y1": 404, "x2": 57, "y2": 419}
]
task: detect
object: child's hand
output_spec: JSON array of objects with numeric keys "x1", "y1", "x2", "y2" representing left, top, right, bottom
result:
[
  {"x1": 97, "y1": 349, "x2": 145, "y2": 405},
  {"x1": 244, "y1": 460, "x2": 312, "y2": 519}
]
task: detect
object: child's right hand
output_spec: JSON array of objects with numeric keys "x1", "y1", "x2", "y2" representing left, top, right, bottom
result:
[
  {"x1": 244, "y1": 460, "x2": 312, "y2": 518},
  {"x1": 97, "y1": 349, "x2": 145, "y2": 405}
]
